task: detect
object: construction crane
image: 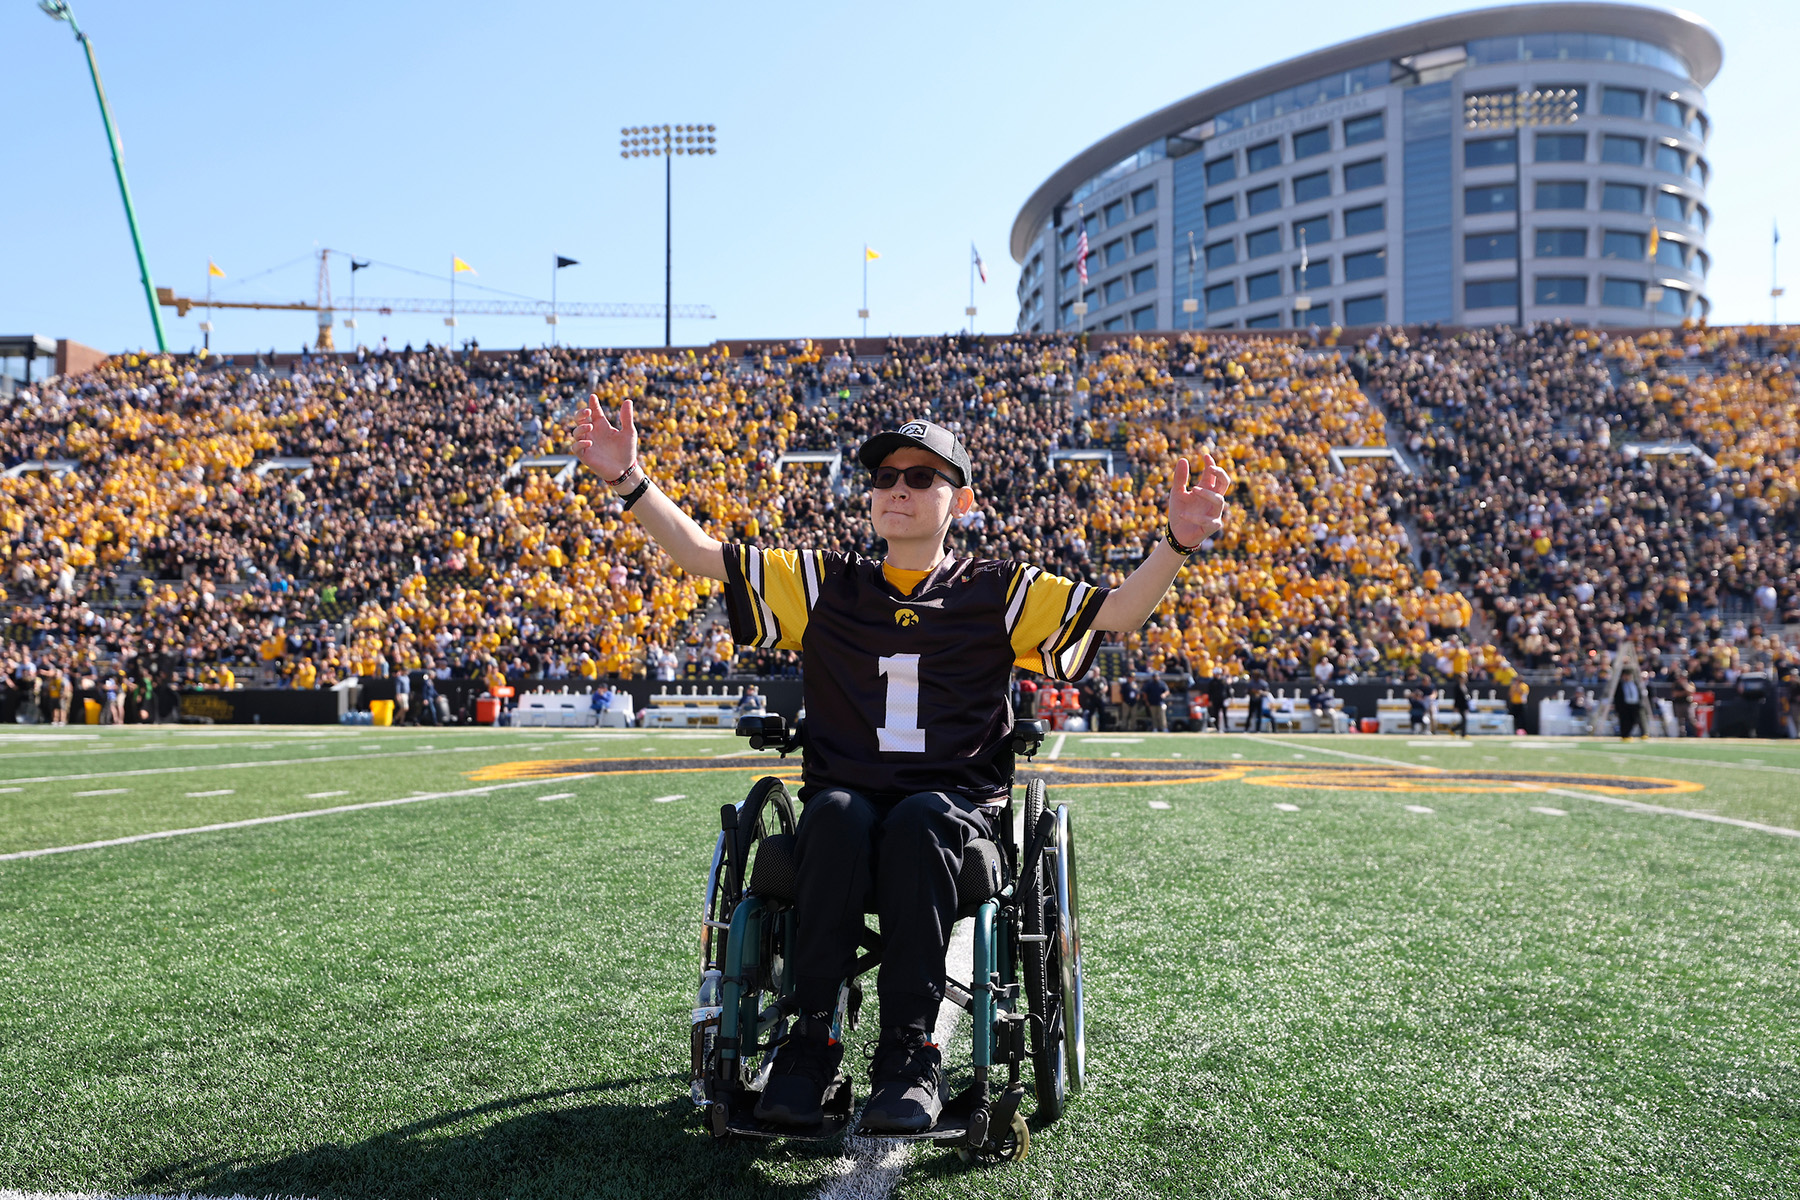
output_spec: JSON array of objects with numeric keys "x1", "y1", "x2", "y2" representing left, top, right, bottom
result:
[{"x1": 158, "y1": 249, "x2": 715, "y2": 350}]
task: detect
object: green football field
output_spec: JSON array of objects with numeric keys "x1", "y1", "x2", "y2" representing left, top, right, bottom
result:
[{"x1": 1, "y1": 725, "x2": 1796, "y2": 1199}]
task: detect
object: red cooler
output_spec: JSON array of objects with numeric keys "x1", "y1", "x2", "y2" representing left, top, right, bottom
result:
[{"x1": 476, "y1": 694, "x2": 500, "y2": 725}]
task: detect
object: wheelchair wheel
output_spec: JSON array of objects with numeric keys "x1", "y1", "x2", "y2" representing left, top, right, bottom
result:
[
  {"x1": 1048, "y1": 803, "x2": 1086, "y2": 1095},
  {"x1": 1020, "y1": 778, "x2": 1066, "y2": 1121},
  {"x1": 701, "y1": 776, "x2": 797, "y2": 975}
]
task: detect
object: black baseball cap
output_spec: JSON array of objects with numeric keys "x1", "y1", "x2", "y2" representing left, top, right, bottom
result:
[{"x1": 857, "y1": 418, "x2": 973, "y2": 487}]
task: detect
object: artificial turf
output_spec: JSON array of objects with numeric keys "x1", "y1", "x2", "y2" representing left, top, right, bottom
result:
[{"x1": 0, "y1": 727, "x2": 1796, "y2": 1198}]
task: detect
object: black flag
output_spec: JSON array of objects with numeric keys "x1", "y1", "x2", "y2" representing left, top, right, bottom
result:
[
  {"x1": 350, "y1": 259, "x2": 371, "y2": 272},
  {"x1": 556, "y1": 256, "x2": 579, "y2": 269}
]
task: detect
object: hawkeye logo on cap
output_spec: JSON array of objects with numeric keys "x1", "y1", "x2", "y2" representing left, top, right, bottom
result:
[
  {"x1": 899, "y1": 421, "x2": 930, "y2": 438},
  {"x1": 894, "y1": 608, "x2": 919, "y2": 626}
]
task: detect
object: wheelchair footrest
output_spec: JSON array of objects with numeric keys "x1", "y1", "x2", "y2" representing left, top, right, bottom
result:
[{"x1": 718, "y1": 1074, "x2": 854, "y2": 1142}]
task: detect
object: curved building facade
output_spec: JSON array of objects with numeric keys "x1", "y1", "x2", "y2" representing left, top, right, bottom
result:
[{"x1": 1011, "y1": 3, "x2": 1721, "y2": 332}]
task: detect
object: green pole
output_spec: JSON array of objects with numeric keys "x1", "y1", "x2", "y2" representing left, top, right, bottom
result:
[{"x1": 47, "y1": 3, "x2": 167, "y2": 352}]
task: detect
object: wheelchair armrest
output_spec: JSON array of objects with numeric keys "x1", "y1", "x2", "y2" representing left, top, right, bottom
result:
[
  {"x1": 735, "y1": 713, "x2": 802, "y2": 756},
  {"x1": 1010, "y1": 718, "x2": 1048, "y2": 759}
]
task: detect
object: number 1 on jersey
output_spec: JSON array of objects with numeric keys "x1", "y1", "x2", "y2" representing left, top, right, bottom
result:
[{"x1": 877, "y1": 653, "x2": 925, "y2": 753}]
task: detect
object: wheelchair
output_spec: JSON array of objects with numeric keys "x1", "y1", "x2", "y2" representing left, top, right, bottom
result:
[{"x1": 688, "y1": 715, "x2": 1085, "y2": 1162}]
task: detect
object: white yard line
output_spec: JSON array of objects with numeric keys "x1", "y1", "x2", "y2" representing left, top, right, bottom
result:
[
  {"x1": 1244, "y1": 736, "x2": 1800, "y2": 842},
  {"x1": 1237, "y1": 735, "x2": 1444, "y2": 770},
  {"x1": 1046, "y1": 733, "x2": 1067, "y2": 761},
  {"x1": 1550, "y1": 744, "x2": 1800, "y2": 778},
  {"x1": 0, "y1": 772, "x2": 601, "y2": 863},
  {"x1": 0, "y1": 742, "x2": 505, "y2": 787}
]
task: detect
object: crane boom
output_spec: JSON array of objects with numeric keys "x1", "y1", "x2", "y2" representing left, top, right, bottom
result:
[{"x1": 156, "y1": 288, "x2": 715, "y2": 321}]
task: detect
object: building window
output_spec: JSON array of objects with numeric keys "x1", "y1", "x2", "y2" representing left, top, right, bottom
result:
[
  {"x1": 1246, "y1": 227, "x2": 1282, "y2": 258},
  {"x1": 1464, "y1": 136, "x2": 1516, "y2": 167},
  {"x1": 1465, "y1": 277, "x2": 1519, "y2": 308},
  {"x1": 1104, "y1": 239, "x2": 1126, "y2": 267},
  {"x1": 1601, "y1": 230, "x2": 1645, "y2": 260},
  {"x1": 1689, "y1": 110, "x2": 1709, "y2": 140},
  {"x1": 1132, "y1": 264, "x2": 1157, "y2": 293},
  {"x1": 1294, "y1": 304, "x2": 1327, "y2": 326},
  {"x1": 1655, "y1": 191, "x2": 1688, "y2": 223},
  {"x1": 1205, "y1": 196, "x2": 1238, "y2": 227},
  {"x1": 1655, "y1": 143, "x2": 1685, "y2": 175},
  {"x1": 1204, "y1": 281, "x2": 1237, "y2": 310},
  {"x1": 1059, "y1": 301, "x2": 1074, "y2": 326},
  {"x1": 1132, "y1": 184, "x2": 1157, "y2": 214},
  {"x1": 1536, "y1": 228, "x2": 1587, "y2": 257},
  {"x1": 1656, "y1": 238, "x2": 1689, "y2": 269},
  {"x1": 1343, "y1": 248, "x2": 1386, "y2": 280},
  {"x1": 1084, "y1": 213, "x2": 1101, "y2": 238},
  {"x1": 1535, "y1": 275, "x2": 1588, "y2": 305},
  {"x1": 1601, "y1": 135, "x2": 1645, "y2": 166},
  {"x1": 1205, "y1": 239, "x2": 1237, "y2": 270},
  {"x1": 1104, "y1": 199, "x2": 1126, "y2": 227},
  {"x1": 1344, "y1": 202, "x2": 1385, "y2": 236},
  {"x1": 1535, "y1": 181, "x2": 1588, "y2": 210},
  {"x1": 1102, "y1": 277, "x2": 1127, "y2": 305},
  {"x1": 1535, "y1": 132, "x2": 1585, "y2": 162},
  {"x1": 1294, "y1": 170, "x2": 1331, "y2": 203},
  {"x1": 1103, "y1": 315, "x2": 1127, "y2": 331},
  {"x1": 1656, "y1": 285, "x2": 1690, "y2": 316},
  {"x1": 1205, "y1": 155, "x2": 1237, "y2": 186},
  {"x1": 1060, "y1": 265, "x2": 1078, "y2": 291},
  {"x1": 1601, "y1": 86, "x2": 1645, "y2": 118},
  {"x1": 1467, "y1": 231, "x2": 1518, "y2": 261},
  {"x1": 1689, "y1": 158, "x2": 1708, "y2": 186},
  {"x1": 1059, "y1": 227, "x2": 1078, "y2": 255},
  {"x1": 1247, "y1": 183, "x2": 1282, "y2": 216},
  {"x1": 1294, "y1": 260, "x2": 1331, "y2": 289},
  {"x1": 1344, "y1": 112, "x2": 1384, "y2": 146},
  {"x1": 1602, "y1": 277, "x2": 1646, "y2": 308},
  {"x1": 1131, "y1": 226, "x2": 1156, "y2": 255},
  {"x1": 1131, "y1": 304, "x2": 1156, "y2": 329},
  {"x1": 1246, "y1": 270, "x2": 1282, "y2": 302},
  {"x1": 1247, "y1": 139, "x2": 1282, "y2": 172},
  {"x1": 1245, "y1": 312, "x2": 1281, "y2": 329},
  {"x1": 1465, "y1": 184, "x2": 1517, "y2": 214},
  {"x1": 1694, "y1": 249, "x2": 1710, "y2": 276},
  {"x1": 1343, "y1": 293, "x2": 1386, "y2": 324},
  {"x1": 1292, "y1": 214, "x2": 1330, "y2": 246},
  {"x1": 1655, "y1": 95, "x2": 1685, "y2": 128},
  {"x1": 1602, "y1": 182, "x2": 1646, "y2": 212},
  {"x1": 1344, "y1": 158, "x2": 1385, "y2": 190},
  {"x1": 1694, "y1": 203, "x2": 1709, "y2": 231},
  {"x1": 1293, "y1": 126, "x2": 1331, "y2": 159}
]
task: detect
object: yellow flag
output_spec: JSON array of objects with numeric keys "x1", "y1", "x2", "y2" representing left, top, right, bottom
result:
[
  {"x1": 865, "y1": 247, "x2": 880, "y2": 261},
  {"x1": 452, "y1": 256, "x2": 477, "y2": 274},
  {"x1": 1647, "y1": 226, "x2": 1659, "y2": 260},
  {"x1": 207, "y1": 260, "x2": 225, "y2": 278}
]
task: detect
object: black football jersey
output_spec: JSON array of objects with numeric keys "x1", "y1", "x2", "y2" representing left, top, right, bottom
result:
[{"x1": 721, "y1": 546, "x2": 1108, "y2": 802}]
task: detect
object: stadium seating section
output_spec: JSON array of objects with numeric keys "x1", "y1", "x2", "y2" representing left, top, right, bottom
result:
[{"x1": 1, "y1": 323, "x2": 1795, "y2": 713}]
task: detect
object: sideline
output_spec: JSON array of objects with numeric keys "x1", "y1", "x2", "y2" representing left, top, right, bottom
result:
[{"x1": 0, "y1": 773, "x2": 600, "y2": 863}]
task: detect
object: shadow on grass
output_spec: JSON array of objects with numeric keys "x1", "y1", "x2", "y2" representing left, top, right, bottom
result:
[{"x1": 131, "y1": 1075, "x2": 837, "y2": 1200}]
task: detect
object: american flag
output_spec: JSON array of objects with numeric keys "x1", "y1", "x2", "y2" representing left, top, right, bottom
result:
[{"x1": 1075, "y1": 223, "x2": 1089, "y2": 286}]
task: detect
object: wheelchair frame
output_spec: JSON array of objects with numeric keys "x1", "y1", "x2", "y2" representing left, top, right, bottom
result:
[{"x1": 689, "y1": 715, "x2": 1085, "y2": 1161}]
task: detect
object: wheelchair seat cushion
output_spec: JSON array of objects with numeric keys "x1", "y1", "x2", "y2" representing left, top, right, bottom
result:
[{"x1": 746, "y1": 833, "x2": 1003, "y2": 910}]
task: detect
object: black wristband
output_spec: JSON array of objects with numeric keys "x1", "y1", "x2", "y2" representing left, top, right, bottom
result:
[
  {"x1": 1164, "y1": 519, "x2": 1202, "y2": 556},
  {"x1": 620, "y1": 476, "x2": 651, "y2": 512}
]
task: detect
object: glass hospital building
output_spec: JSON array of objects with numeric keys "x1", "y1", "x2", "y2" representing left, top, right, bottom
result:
[{"x1": 1009, "y1": 3, "x2": 1722, "y2": 332}]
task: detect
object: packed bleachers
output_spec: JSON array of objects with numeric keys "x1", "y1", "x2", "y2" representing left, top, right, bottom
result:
[{"x1": 1, "y1": 324, "x2": 1795, "y2": 725}]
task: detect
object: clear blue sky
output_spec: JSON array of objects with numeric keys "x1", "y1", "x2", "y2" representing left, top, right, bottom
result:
[{"x1": 1, "y1": 0, "x2": 1791, "y2": 356}]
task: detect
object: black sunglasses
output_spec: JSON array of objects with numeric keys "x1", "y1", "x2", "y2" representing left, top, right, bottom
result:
[{"x1": 869, "y1": 465, "x2": 959, "y2": 490}]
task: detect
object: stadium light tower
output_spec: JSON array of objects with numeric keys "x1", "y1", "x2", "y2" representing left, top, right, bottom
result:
[
  {"x1": 620, "y1": 124, "x2": 717, "y2": 348},
  {"x1": 39, "y1": 0, "x2": 167, "y2": 353},
  {"x1": 1464, "y1": 88, "x2": 1580, "y2": 327}
]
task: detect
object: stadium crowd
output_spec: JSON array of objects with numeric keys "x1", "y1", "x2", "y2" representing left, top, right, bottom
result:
[{"x1": 1, "y1": 320, "x2": 1795, "y2": 729}]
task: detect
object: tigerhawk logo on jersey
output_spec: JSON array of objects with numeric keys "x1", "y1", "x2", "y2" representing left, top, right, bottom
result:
[{"x1": 893, "y1": 608, "x2": 919, "y2": 626}]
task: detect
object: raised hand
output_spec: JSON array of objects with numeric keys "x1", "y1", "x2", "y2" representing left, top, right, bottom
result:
[
  {"x1": 572, "y1": 395, "x2": 637, "y2": 483},
  {"x1": 1167, "y1": 451, "x2": 1232, "y2": 548}
]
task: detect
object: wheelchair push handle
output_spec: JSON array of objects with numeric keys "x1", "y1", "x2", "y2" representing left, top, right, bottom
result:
[{"x1": 734, "y1": 713, "x2": 803, "y2": 756}]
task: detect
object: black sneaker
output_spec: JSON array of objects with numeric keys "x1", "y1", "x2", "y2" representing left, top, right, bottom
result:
[
  {"x1": 753, "y1": 1012, "x2": 843, "y2": 1127},
  {"x1": 861, "y1": 1027, "x2": 942, "y2": 1132}
]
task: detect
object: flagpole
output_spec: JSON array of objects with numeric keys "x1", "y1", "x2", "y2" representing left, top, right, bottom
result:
[
  {"x1": 1775, "y1": 220, "x2": 1783, "y2": 325},
  {"x1": 862, "y1": 246, "x2": 869, "y2": 338},
  {"x1": 968, "y1": 248, "x2": 975, "y2": 335},
  {"x1": 449, "y1": 255, "x2": 455, "y2": 350},
  {"x1": 552, "y1": 255, "x2": 558, "y2": 348},
  {"x1": 204, "y1": 261, "x2": 212, "y2": 352}
]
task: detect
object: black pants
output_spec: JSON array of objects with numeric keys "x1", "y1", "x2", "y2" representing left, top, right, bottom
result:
[
  {"x1": 791, "y1": 787, "x2": 995, "y2": 1037},
  {"x1": 1619, "y1": 704, "x2": 1642, "y2": 738}
]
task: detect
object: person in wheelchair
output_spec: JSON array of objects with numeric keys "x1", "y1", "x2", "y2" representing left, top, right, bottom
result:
[{"x1": 573, "y1": 401, "x2": 1230, "y2": 1132}]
